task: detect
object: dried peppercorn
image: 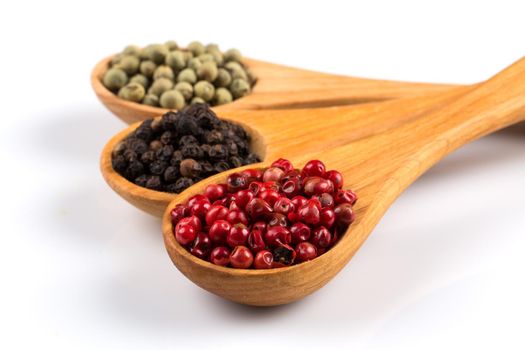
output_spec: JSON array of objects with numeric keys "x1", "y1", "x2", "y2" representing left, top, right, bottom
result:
[
  {"x1": 112, "y1": 104, "x2": 260, "y2": 193},
  {"x1": 103, "y1": 41, "x2": 256, "y2": 109},
  {"x1": 170, "y1": 158, "x2": 358, "y2": 269}
]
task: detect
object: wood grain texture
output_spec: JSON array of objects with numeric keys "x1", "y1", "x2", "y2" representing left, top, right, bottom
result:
[
  {"x1": 159, "y1": 57, "x2": 525, "y2": 306},
  {"x1": 91, "y1": 55, "x2": 457, "y2": 124},
  {"x1": 100, "y1": 83, "x2": 470, "y2": 217}
]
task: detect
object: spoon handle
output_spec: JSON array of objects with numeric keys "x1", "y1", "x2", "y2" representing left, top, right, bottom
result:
[{"x1": 287, "y1": 56, "x2": 525, "y2": 198}]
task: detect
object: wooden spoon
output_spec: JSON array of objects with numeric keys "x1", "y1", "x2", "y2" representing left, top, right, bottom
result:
[
  {"x1": 92, "y1": 55, "x2": 457, "y2": 124},
  {"x1": 160, "y1": 57, "x2": 525, "y2": 306},
  {"x1": 101, "y1": 83, "x2": 470, "y2": 217}
]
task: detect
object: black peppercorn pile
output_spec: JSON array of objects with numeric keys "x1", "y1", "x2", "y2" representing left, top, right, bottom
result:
[{"x1": 111, "y1": 104, "x2": 260, "y2": 193}]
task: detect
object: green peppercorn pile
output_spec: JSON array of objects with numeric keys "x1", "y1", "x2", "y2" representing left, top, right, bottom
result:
[
  {"x1": 102, "y1": 41, "x2": 256, "y2": 109},
  {"x1": 112, "y1": 104, "x2": 260, "y2": 193}
]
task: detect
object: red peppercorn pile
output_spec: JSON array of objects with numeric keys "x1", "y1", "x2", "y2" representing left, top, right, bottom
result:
[{"x1": 170, "y1": 158, "x2": 357, "y2": 269}]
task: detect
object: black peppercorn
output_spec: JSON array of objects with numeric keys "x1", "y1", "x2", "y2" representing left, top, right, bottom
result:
[
  {"x1": 112, "y1": 155, "x2": 127, "y2": 172},
  {"x1": 176, "y1": 114, "x2": 199, "y2": 135},
  {"x1": 111, "y1": 105, "x2": 259, "y2": 193},
  {"x1": 229, "y1": 156, "x2": 243, "y2": 168},
  {"x1": 214, "y1": 161, "x2": 230, "y2": 172},
  {"x1": 128, "y1": 138, "x2": 148, "y2": 154},
  {"x1": 161, "y1": 111, "x2": 180, "y2": 130},
  {"x1": 179, "y1": 135, "x2": 198, "y2": 147},
  {"x1": 126, "y1": 160, "x2": 144, "y2": 178},
  {"x1": 149, "y1": 160, "x2": 168, "y2": 175},
  {"x1": 204, "y1": 130, "x2": 223, "y2": 144},
  {"x1": 123, "y1": 149, "x2": 138, "y2": 162},
  {"x1": 160, "y1": 131, "x2": 175, "y2": 145},
  {"x1": 140, "y1": 150, "x2": 156, "y2": 164},
  {"x1": 156, "y1": 145, "x2": 174, "y2": 161},
  {"x1": 164, "y1": 166, "x2": 180, "y2": 183},
  {"x1": 225, "y1": 140, "x2": 239, "y2": 156},
  {"x1": 181, "y1": 143, "x2": 204, "y2": 159},
  {"x1": 208, "y1": 144, "x2": 228, "y2": 160},
  {"x1": 134, "y1": 174, "x2": 148, "y2": 187},
  {"x1": 199, "y1": 161, "x2": 214, "y2": 174},
  {"x1": 180, "y1": 158, "x2": 202, "y2": 178},
  {"x1": 135, "y1": 123, "x2": 153, "y2": 142},
  {"x1": 150, "y1": 140, "x2": 163, "y2": 151},
  {"x1": 173, "y1": 177, "x2": 194, "y2": 193},
  {"x1": 145, "y1": 175, "x2": 162, "y2": 190}
]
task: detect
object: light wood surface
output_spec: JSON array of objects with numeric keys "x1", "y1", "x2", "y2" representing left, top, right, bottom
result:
[
  {"x1": 91, "y1": 55, "x2": 457, "y2": 124},
  {"x1": 100, "y1": 83, "x2": 470, "y2": 217},
  {"x1": 158, "y1": 57, "x2": 525, "y2": 306}
]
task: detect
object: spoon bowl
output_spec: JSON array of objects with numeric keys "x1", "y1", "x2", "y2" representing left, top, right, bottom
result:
[
  {"x1": 92, "y1": 54, "x2": 457, "y2": 124},
  {"x1": 161, "y1": 57, "x2": 525, "y2": 306}
]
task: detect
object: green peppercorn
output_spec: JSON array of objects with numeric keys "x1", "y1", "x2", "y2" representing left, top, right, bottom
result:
[
  {"x1": 187, "y1": 41, "x2": 205, "y2": 56},
  {"x1": 231, "y1": 68, "x2": 248, "y2": 81},
  {"x1": 177, "y1": 68, "x2": 197, "y2": 84},
  {"x1": 183, "y1": 51, "x2": 194, "y2": 61},
  {"x1": 230, "y1": 78, "x2": 250, "y2": 98},
  {"x1": 110, "y1": 54, "x2": 123, "y2": 67},
  {"x1": 153, "y1": 65, "x2": 175, "y2": 81},
  {"x1": 214, "y1": 87, "x2": 233, "y2": 105},
  {"x1": 165, "y1": 50, "x2": 186, "y2": 71},
  {"x1": 145, "y1": 44, "x2": 169, "y2": 64},
  {"x1": 130, "y1": 74, "x2": 149, "y2": 89},
  {"x1": 197, "y1": 61, "x2": 218, "y2": 82},
  {"x1": 215, "y1": 68, "x2": 232, "y2": 87},
  {"x1": 122, "y1": 45, "x2": 141, "y2": 57},
  {"x1": 187, "y1": 57, "x2": 202, "y2": 71},
  {"x1": 160, "y1": 90, "x2": 185, "y2": 109},
  {"x1": 139, "y1": 60, "x2": 157, "y2": 78},
  {"x1": 197, "y1": 53, "x2": 214, "y2": 63},
  {"x1": 225, "y1": 61, "x2": 243, "y2": 73},
  {"x1": 194, "y1": 81, "x2": 215, "y2": 102},
  {"x1": 148, "y1": 78, "x2": 174, "y2": 96},
  {"x1": 174, "y1": 82, "x2": 193, "y2": 100},
  {"x1": 205, "y1": 43, "x2": 220, "y2": 52},
  {"x1": 118, "y1": 83, "x2": 145, "y2": 102},
  {"x1": 143, "y1": 94, "x2": 160, "y2": 107},
  {"x1": 103, "y1": 68, "x2": 128, "y2": 91},
  {"x1": 224, "y1": 48, "x2": 242, "y2": 62},
  {"x1": 191, "y1": 97, "x2": 206, "y2": 105},
  {"x1": 208, "y1": 50, "x2": 224, "y2": 65},
  {"x1": 117, "y1": 55, "x2": 140, "y2": 75},
  {"x1": 164, "y1": 40, "x2": 179, "y2": 51}
]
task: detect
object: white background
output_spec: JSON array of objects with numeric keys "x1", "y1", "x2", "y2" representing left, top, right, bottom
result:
[{"x1": 1, "y1": 1, "x2": 524, "y2": 349}]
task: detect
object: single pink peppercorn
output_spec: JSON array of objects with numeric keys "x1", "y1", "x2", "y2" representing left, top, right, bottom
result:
[
  {"x1": 204, "y1": 184, "x2": 226, "y2": 202},
  {"x1": 230, "y1": 246, "x2": 253, "y2": 269},
  {"x1": 271, "y1": 158, "x2": 293, "y2": 172},
  {"x1": 290, "y1": 222, "x2": 311, "y2": 244},
  {"x1": 295, "y1": 242, "x2": 318, "y2": 262},
  {"x1": 208, "y1": 219, "x2": 231, "y2": 245},
  {"x1": 254, "y1": 250, "x2": 274, "y2": 269},
  {"x1": 170, "y1": 204, "x2": 189, "y2": 225},
  {"x1": 227, "y1": 224, "x2": 250, "y2": 248},
  {"x1": 190, "y1": 233, "x2": 212, "y2": 259},
  {"x1": 210, "y1": 246, "x2": 231, "y2": 266},
  {"x1": 325, "y1": 170, "x2": 344, "y2": 189},
  {"x1": 205, "y1": 205, "x2": 229, "y2": 226},
  {"x1": 311, "y1": 226, "x2": 331, "y2": 249},
  {"x1": 247, "y1": 229, "x2": 266, "y2": 253},
  {"x1": 301, "y1": 160, "x2": 326, "y2": 178}
]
